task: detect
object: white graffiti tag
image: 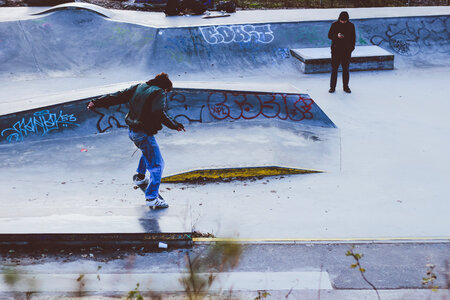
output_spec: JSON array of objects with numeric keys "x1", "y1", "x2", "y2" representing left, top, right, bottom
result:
[
  {"x1": 200, "y1": 24, "x2": 275, "y2": 44},
  {"x1": 1, "y1": 110, "x2": 79, "y2": 142}
]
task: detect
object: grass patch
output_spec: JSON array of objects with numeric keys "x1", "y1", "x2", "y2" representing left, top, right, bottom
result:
[{"x1": 235, "y1": 0, "x2": 445, "y2": 9}]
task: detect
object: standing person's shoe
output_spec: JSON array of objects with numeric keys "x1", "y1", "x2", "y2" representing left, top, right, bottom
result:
[
  {"x1": 344, "y1": 86, "x2": 352, "y2": 93},
  {"x1": 329, "y1": 88, "x2": 335, "y2": 93},
  {"x1": 133, "y1": 174, "x2": 148, "y2": 186},
  {"x1": 146, "y1": 197, "x2": 169, "y2": 208}
]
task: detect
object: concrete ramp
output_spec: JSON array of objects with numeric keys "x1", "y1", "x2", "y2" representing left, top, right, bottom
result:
[
  {"x1": 0, "y1": 7, "x2": 448, "y2": 81},
  {"x1": 0, "y1": 9, "x2": 156, "y2": 79},
  {"x1": 0, "y1": 85, "x2": 339, "y2": 178}
]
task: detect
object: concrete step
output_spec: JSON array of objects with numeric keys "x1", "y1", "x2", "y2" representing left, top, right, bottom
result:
[{"x1": 291, "y1": 45, "x2": 394, "y2": 74}]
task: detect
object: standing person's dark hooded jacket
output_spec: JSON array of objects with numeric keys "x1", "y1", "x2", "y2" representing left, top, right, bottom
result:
[
  {"x1": 92, "y1": 81, "x2": 179, "y2": 136},
  {"x1": 328, "y1": 12, "x2": 356, "y2": 53}
]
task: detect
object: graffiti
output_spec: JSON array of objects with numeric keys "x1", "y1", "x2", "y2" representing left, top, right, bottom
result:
[
  {"x1": 370, "y1": 17, "x2": 449, "y2": 56},
  {"x1": 92, "y1": 104, "x2": 129, "y2": 133},
  {"x1": 173, "y1": 106, "x2": 206, "y2": 123},
  {"x1": 275, "y1": 48, "x2": 291, "y2": 59},
  {"x1": 163, "y1": 34, "x2": 208, "y2": 64},
  {"x1": 168, "y1": 92, "x2": 206, "y2": 123},
  {"x1": 95, "y1": 25, "x2": 155, "y2": 48},
  {"x1": 1, "y1": 110, "x2": 79, "y2": 142},
  {"x1": 32, "y1": 18, "x2": 52, "y2": 29},
  {"x1": 200, "y1": 24, "x2": 275, "y2": 44},
  {"x1": 294, "y1": 25, "x2": 330, "y2": 46},
  {"x1": 167, "y1": 90, "x2": 315, "y2": 123},
  {"x1": 206, "y1": 92, "x2": 314, "y2": 122}
]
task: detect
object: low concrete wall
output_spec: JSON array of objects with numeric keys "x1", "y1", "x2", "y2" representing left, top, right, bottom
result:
[{"x1": 0, "y1": 87, "x2": 336, "y2": 144}]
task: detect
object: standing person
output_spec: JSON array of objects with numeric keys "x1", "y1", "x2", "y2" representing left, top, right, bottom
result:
[
  {"x1": 328, "y1": 11, "x2": 356, "y2": 93},
  {"x1": 87, "y1": 73, "x2": 185, "y2": 208}
]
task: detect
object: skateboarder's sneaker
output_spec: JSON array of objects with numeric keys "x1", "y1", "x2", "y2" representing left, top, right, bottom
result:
[
  {"x1": 146, "y1": 197, "x2": 169, "y2": 208},
  {"x1": 133, "y1": 174, "x2": 148, "y2": 186}
]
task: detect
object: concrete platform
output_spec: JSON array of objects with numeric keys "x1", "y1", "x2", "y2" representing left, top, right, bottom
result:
[
  {"x1": 0, "y1": 6, "x2": 448, "y2": 245},
  {"x1": 291, "y1": 45, "x2": 394, "y2": 73}
]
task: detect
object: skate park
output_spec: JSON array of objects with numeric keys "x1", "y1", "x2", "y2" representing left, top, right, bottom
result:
[
  {"x1": 0, "y1": 3, "x2": 449, "y2": 294},
  {"x1": 1, "y1": 1, "x2": 449, "y2": 240}
]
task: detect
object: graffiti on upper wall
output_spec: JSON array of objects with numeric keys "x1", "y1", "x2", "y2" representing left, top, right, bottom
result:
[
  {"x1": 274, "y1": 48, "x2": 291, "y2": 59},
  {"x1": 369, "y1": 17, "x2": 449, "y2": 56},
  {"x1": 94, "y1": 25, "x2": 155, "y2": 48},
  {"x1": 1, "y1": 110, "x2": 79, "y2": 143},
  {"x1": 200, "y1": 24, "x2": 275, "y2": 44},
  {"x1": 294, "y1": 25, "x2": 330, "y2": 46},
  {"x1": 32, "y1": 18, "x2": 52, "y2": 29},
  {"x1": 206, "y1": 92, "x2": 314, "y2": 122},
  {"x1": 163, "y1": 34, "x2": 208, "y2": 64}
]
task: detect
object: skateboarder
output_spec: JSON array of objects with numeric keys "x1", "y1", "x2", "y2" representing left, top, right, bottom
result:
[
  {"x1": 328, "y1": 11, "x2": 356, "y2": 94},
  {"x1": 87, "y1": 73, "x2": 185, "y2": 208}
]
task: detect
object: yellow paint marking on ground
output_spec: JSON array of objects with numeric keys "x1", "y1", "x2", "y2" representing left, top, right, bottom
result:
[
  {"x1": 192, "y1": 237, "x2": 450, "y2": 243},
  {"x1": 162, "y1": 166, "x2": 322, "y2": 183}
]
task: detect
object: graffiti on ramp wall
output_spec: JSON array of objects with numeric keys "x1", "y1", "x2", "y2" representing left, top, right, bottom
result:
[{"x1": 0, "y1": 89, "x2": 334, "y2": 143}]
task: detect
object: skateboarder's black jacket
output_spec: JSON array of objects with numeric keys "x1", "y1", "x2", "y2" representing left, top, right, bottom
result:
[
  {"x1": 92, "y1": 83, "x2": 179, "y2": 135},
  {"x1": 328, "y1": 21, "x2": 356, "y2": 53}
]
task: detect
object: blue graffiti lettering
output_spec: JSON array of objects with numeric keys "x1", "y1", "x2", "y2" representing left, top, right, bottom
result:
[{"x1": 1, "y1": 110, "x2": 79, "y2": 143}]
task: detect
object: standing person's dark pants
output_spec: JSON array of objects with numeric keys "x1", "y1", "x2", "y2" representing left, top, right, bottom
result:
[{"x1": 330, "y1": 49, "x2": 351, "y2": 90}]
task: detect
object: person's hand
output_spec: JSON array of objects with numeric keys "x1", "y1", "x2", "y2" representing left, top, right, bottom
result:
[
  {"x1": 87, "y1": 101, "x2": 95, "y2": 110},
  {"x1": 176, "y1": 123, "x2": 185, "y2": 132},
  {"x1": 338, "y1": 32, "x2": 344, "y2": 39}
]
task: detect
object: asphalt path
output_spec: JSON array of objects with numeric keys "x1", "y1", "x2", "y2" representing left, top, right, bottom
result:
[{"x1": 1, "y1": 242, "x2": 449, "y2": 298}]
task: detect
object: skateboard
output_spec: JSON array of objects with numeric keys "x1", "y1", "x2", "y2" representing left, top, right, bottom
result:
[{"x1": 202, "y1": 11, "x2": 230, "y2": 18}]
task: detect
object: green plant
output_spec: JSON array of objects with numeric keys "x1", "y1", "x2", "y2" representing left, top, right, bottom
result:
[
  {"x1": 127, "y1": 283, "x2": 144, "y2": 300},
  {"x1": 255, "y1": 290, "x2": 271, "y2": 299},
  {"x1": 76, "y1": 274, "x2": 87, "y2": 297},
  {"x1": 2, "y1": 265, "x2": 35, "y2": 300},
  {"x1": 179, "y1": 242, "x2": 243, "y2": 299},
  {"x1": 2, "y1": 266, "x2": 20, "y2": 287},
  {"x1": 422, "y1": 264, "x2": 439, "y2": 291},
  {"x1": 345, "y1": 246, "x2": 380, "y2": 300}
]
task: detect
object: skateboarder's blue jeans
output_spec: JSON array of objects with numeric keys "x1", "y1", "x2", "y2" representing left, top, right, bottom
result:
[{"x1": 128, "y1": 129, "x2": 164, "y2": 200}]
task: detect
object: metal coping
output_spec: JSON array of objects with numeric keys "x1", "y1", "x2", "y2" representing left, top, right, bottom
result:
[
  {"x1": 0, "y1": 232, "x2": 193, "y2": 243},
  {"x1": 193, "y1": 237, "x2": 450, "y2": 244}
]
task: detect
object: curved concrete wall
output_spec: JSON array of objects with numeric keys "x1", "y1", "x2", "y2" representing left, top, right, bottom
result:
[
  {"x1": 0, "y1": 10, "x2": 157, "y2": 77},
  {"x1": 0, "y1": 9, "x2": 448, "y2": 79}
]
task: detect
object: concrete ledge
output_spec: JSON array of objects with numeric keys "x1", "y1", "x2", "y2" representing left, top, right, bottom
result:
[
  {"x1": 0, "y1": 233, "x2": 193, "y2": 248},
  {"x1": 291, "y1": 45, "x2": 394, "y2": 74}
]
